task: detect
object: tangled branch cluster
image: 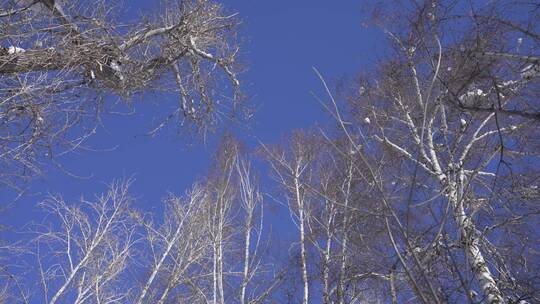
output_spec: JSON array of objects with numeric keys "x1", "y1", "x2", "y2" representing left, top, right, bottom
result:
[{"x1": 0, "y1": 0, "x2": 241, "y2": 187}]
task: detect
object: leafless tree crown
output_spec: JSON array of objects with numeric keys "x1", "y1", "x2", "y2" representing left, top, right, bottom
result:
[{"x1": 0, "y1": 0, "x2": 241, "y2": 186}]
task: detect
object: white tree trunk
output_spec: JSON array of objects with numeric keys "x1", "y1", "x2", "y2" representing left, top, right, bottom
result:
[
  {"x1": 322, "y1": 210, "x2": 333, "y2": 304},
  {"x1": 240, "y1": 211, "x2": 253, "y2": 304},
  {"x1": 337, "y1": 231, "x2": 348, "y2": 304},
  {"x1": 449, "y1": 181, "x2": 504, "y2": 304},
  {"x1": 212, "y1": 245, "x2": 218, "y2": 304},
  {"x1": 136, "y1": 225, "x2": 183, "y2": 304},
  {"x1": 457, "y1": 203, "x2": 504, "y2": 304},
  {"x1": 294, "y1": 175, "x2": 309, "y2": 304},
  {"x1": 217, "y1": 238, "x2": 225, "y2": 304},
  {"x1": 390, "y1": 267, "x2": 398, "y2": 304}
]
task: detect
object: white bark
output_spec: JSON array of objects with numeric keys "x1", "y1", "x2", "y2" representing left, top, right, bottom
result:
[
  {"x1": 36, "y1": 182, "x2": 134, "y2": 304},
  {"x1": 49, "y1": 205, "x2": 121, "y2": 304},
  {"x1": 453, "y1": 188, "x2": 504, "y2": 304},
  {"x1": 381, "y1": 107, "x2": 505, "y2": 302},
  {"x1": 390, "y1": 267, "x2": 398, "y2": 304},
  {"x1": 322, "y1": 216, "x2": 333, "y2": 304},
  {"x1": 337, "y1": 164, "x2": 353, "y2": 304},
  {"x1": 240, "y1": 209, "x2": 253, "y2": 304},
  {"x1": 209, "y1": 154, "x2": 235, "y2": 304},
  {"x1": 212, "y1": 244, "x2": 218, "y2": 304},
  {"x1": 294, "y1": 172, "x2": 309, "y2": 304},
  {"x1": 136, "y1": 208, "x2": 191, "y2": 304},
  {"x1": 337, "y1": 228, "x2": 349, "y2": 304},
  {"x1": 217, "y1": 236, "x2": 225, "y2": 304}
]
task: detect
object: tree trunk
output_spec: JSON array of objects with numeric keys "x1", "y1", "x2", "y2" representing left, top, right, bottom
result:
[
  {"x1": 294, "y1": 175, "x2": 309, "y2": 304},
  {"x1": 390, "y1": 267, "x2": 398, "y2": 304},
  {"x1": 322, "y1": 210, "x2": 333, "y2": 304},
  {"x1": 240, "y1": 209, "x2": 253, "y2": 304},
  {"x1": 456, "y1": 204, "x2": 504, "y2": 304},
  {"x1": 449, "y1": 179, "x2": 504, "y2": 304}
]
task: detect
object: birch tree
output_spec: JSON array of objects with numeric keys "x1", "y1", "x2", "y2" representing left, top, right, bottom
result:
[
  {"x1": 203, "y1": 136, "x2": 239, "y2": 304},
  {"x1": 236, "y1": 154, "x2": 268, "y2": 304},
  {"x1": 134, "y1": 186, "x2": 211, "y2": 304},
  {"x1": 312, "y1": 140, "x2": 391, "y2": 304},
  {"x1": 34, "y1": 180, "x2": 137, "y2": 304},
  {"x1": 264, "y1": 131, "x2": 326, "y2": 304},
  {"x1": 331, "y1": 0, "x2": 540, "y2": 301},
  {"x1": 14, "y1": 139, "x2": 277, "y2": 303},
  {"x1": 267, "y1": 136, "x2": 328, "y2": 303}
]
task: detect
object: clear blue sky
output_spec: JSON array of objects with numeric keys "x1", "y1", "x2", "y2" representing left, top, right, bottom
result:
[{"x1": 1, "y1": 0, "x2": 384, "y2": 238}]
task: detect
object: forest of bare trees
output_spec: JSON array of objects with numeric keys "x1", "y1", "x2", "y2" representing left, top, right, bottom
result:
[{"x1": 1, "y1": 0, "x2": 539, "y2": 303}]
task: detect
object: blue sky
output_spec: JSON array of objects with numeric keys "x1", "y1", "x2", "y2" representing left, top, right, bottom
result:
[{"x1": 1, "y1": 0, "x2": 384, "y2": 236}]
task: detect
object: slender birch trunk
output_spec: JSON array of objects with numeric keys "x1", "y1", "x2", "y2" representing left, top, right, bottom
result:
[
  {"x1": 294, "y1": 173, "x2": 309, "y2": 304},
  {"x1": 212, "y1": 198, "x2": 225, "y2": 304},
  {"x1": 390, "y1": 267, "x2": 398, "y2": 304},
  {"x1": 217, "y1": 235, "x2": 225, "y2": 304},
  {"x1": 157, "y1": 280, "x2": 174, "y2": 304},
  {"x1": 448, "y1": 176, "x2": 504, "y2": 304},
  {"x1": 455, "y1": 199, "x2": 503, "y2": 303},
  {"x1": 136, "y1": 223, "x2": 184, "y2": 304},
  {"x1": 212, "y1": 243, "x2": 218, "y2": 304},
  {"x1": 240, "y1": 208, "x2": 253, "y2": 304},
  {"x1": 322, "y1": 223, "x2": 332, "y2": 304},
  {"x1": 337, "y1": 230, "x2": 348, "y2": 304},
  {"x1": 338, "y1": 164, "x2": 353, "y2": 304},
  {"x1": 49, "y1": 206, "x2": 121, "y2": 304}
]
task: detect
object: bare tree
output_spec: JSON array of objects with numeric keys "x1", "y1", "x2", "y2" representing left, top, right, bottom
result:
[
  {"x1": 134, "y1": 134, "x2": 277, "y2": 304},
  {"x1": 4, "y1": 1, "x2": 538, "y2": 303},
  {"x1": 34, "y1": 180, "x2": 137, "y2": 304},
  {"x1": 134, "y1": 185, "x2": 211, "y2": 304},
  {"x1": 263, "y1": 131, "x2": 325, "y2": 304},
  {"x1": 0, "y1": 0, "x2": 241, "y2": 186},
  {"x1": 311, "y1": 141, "x2": 390, "y2": 304},
  {"x1": 6, "y1": 137, "x2": 278, "y2": 304},
  {"x1": 263, "y1": 129, "x2": 399, "y2": 303},
  {"x1": 236, "y1": 153, "x2": 266, "y2": 304},
  {"x1": 316, "y1": 0, "x2": 540, "y2": 300},
  {"x1": 203, "y1": 135, "x2": 239, "y2": 304}
]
